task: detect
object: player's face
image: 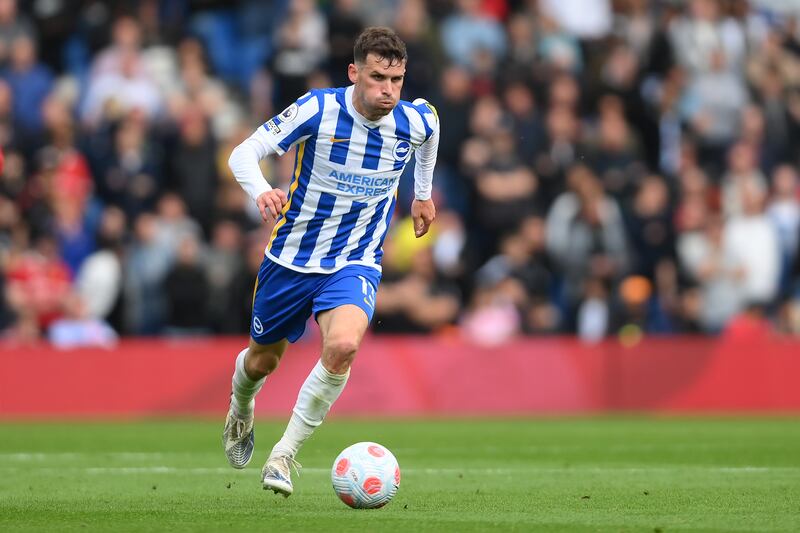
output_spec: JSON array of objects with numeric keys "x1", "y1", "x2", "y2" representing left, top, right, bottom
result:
[{"x1": 349, "y1": 53, "x2": 406, "y2": 120}]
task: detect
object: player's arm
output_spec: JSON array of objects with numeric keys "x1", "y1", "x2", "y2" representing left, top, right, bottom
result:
[
  {"x1": 228, "y1": 130, "x2": 286, "y2": 222},
  {"x1": 228, "y1": 93, "x2": 320, "y2": 221},
  {"x1": 411, "y1": 99, "x2": 440, "y2": 238}
]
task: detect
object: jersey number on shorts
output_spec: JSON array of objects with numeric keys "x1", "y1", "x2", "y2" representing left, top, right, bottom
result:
[{"x1": 358, "y1": 275, "x2": 376, "y2": 310}]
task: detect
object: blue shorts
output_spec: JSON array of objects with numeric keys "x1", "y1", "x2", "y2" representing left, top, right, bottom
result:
[{"x1": 250, "y1": 257, "x2": 381, "y2": 344}]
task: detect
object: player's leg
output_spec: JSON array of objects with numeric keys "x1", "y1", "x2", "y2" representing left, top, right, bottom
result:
[
  {"x1": 224, "y1": 256, "x2": 315, "y2": 470},
  {"x1": 263, "y1": 267, "x2": 378, "y2": 496},
  {"x1": 232, "y1": 337, "x2": 288, "y2": 414},
  {"x1": 223, "y1": 338, "x2": 288, "y2": 469},
  {"x1": 272, "y1": 304, "x2": 368, "y2": 455},
  {"x1": 262, "y1": 305, "x2": 369, "y2": 496},
  {"x1": 318, "y1": 303, "x2": 370, "y2": 372}
]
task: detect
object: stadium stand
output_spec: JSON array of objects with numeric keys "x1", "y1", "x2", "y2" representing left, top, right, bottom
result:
[{"x1": 1, "y1": 0, "x2": 800, "y2": 344}]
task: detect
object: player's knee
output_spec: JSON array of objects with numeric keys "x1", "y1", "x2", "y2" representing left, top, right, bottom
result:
[
  {"x1": 323, "y1": 336, "x2": 359, "y2": 366},
  {"x1": 246, "y1": 350, "x2": 281, "y2": 377}
]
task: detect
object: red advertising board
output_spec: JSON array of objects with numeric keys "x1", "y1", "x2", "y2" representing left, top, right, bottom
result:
[{"x1": 1, "y1": 336, "x2": 799, "y2": 417}]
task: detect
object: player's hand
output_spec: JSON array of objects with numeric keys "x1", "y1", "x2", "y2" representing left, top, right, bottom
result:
[
  {"x1": 256, "y1": 189, "x2": 288, "y2": 222},
  {"x1": 411, "y1": 198, "x2": 436, "y2": 238}
]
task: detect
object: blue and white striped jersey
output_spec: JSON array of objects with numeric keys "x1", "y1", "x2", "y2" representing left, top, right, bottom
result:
[{"x1": 246, "y1": 85, "x2": 439, "y2": 274}]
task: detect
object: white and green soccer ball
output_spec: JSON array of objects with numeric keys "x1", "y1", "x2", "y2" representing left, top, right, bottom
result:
[{"x1": 331, "y1": 442, "x2": 401, "y2": 509}]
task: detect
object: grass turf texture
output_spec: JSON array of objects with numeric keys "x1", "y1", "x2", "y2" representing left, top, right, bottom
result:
[{"x1": 0, "y1": 418, "x2": 798, "y2": 532}]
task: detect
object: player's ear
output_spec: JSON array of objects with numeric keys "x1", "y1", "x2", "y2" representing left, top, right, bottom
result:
[{"x1": 348, "y1": 63, "x2": 359, "y2": 85}]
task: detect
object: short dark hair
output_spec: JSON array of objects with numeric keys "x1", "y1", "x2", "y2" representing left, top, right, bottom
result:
[{"x1": 353, "y1": 27, "x2": 407, "y2": 66}]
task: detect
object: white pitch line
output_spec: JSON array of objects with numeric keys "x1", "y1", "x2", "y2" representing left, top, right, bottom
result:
[
  {"x1": 0, "y1": 452, "x2": 178, "y2": 461},
  {"x1": 0, "y1": 466, "x2": 797, "y2": 475},
  {"x1": 3, "y1": 441, "x2": 791, "y2": 461}
]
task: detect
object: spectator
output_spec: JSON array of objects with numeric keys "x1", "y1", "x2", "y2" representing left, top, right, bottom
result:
[
  {"x1": 228, "y1": 231, "x2": 271, "y2": 333},
  {"x1": 724, "y1": 174, "x2": 780, "y2": 307},
  {"x1": 473, "y1": 127, "x2": 539, "y2": 242},
  {"x1": 517, "y1": 215, "x2": 559, "y2": 334},
  {"x1": 546, "y1": 165, "x2": 629, "y2": 326},
  {"x1": 681, "y1": 49, "x2": 749, "y2": 170},
  {"x1": 721, "y1": 142, "x2": 767, "y2": 217},
  {"x1": 93, "y1": 114, "x2": 162, "y2": 219},
  {"x1": 585, "y1": 95, "x2": 643, "y2": 199},
  {"x1": 576, "y1": 277, "x2": 610, "y2": 342},
  {"x1": 461, "y1": 277, "x2": 522, "y2": 346},
  {"x1": 0, "y1": 0, "x2": 34, "y2": 66},
  {"x1": 534, "y1": 104, "x2": 582, "y2": 204},
  {"x1": 47, "y1": 291, "x2": 118, "y2": 349},
  {"x1": 4, "y1": 233, "x2": 72, "y2": 331},
  {"x1": 475, "y1": 221, "x2": 557, "y2": 335},
  {"x1": 503, "y1": 13, "x2": 538, "y2": 79},
  {"x1": 50, "y1": 151, "x2": 99, "y2": 275},
  {"x1": 766, "y1": 165, "x2": 800, "y2": 293},
  {"x1": 536, "y1": 13, "x2": 583, "y2": 75},
  {"x1": 153, "y1": 192, "x2": 203, "y2": 260},
  {"x1": 1, "y1": 34, "x2": 53, "y2": 150},
  {"x1": 89, "y1": 16, "x2": 146, "y2": 80},
  {"x1": 747, "y1": 28, "x2": 800, "y2": 92},
  {"x1": 681, "y1": 213, "x2": 744, "y2": 332},
  {"x1": 431, "y1": 65, "x2": 473, "y2": 169},
  {"x1": 164, "y1": 234, "x2": 210, "y2": 335},
  {"x1": 670, "y1": 0, "x2": 746, "y2": 78},
  {"x1": 440, "y1": 0, "x2": 506, "y2": 72},
  {"x1": 394, "y1": 0, "x2": 440, "y2": 100},
  {"x1": 374, "y1": 236, "x2": 460, "y2": 334},
  {"x1": 166, "y1": 36, "x2": 241, "y2": 140},
  {"x1": 271, "y1": 0, "x2": 328, "y2": 110},
  {"x1": 625, "y1": 175, "x2": 675, "y2": 281},
  {"x1": 205, "y1": 219, "x2": 247, "y2": 334},
  {"x1": 81, "y1": 48, "x2": 163, "y2": 126},
  {"x1": 614, "y1": 0, "x2": 657, "y2": 63},
  {"x1": 74, "y1": 206, "x2": 125, "y2": 331},
  {"x1": 165, "y1": 104, "x2": 218, "y2": 235},
  {"x1": 429, "y1": 209, "x2": 467, "y2": 280},
  {"x1": 539, "y1": 0, "x2": 612, "y2": 40},
  {"x1": 502, "y1": 82, "x2": 545, "y2": 164},
  {"x1": 81, "y1": 16, "x2": 163, "y2": 127},
  {"x1": 123, "y1": 212, "x2": 172, "y2": 335},
  {"x1": 326, "y1": 0, "x2": 364, "y2": 88}
]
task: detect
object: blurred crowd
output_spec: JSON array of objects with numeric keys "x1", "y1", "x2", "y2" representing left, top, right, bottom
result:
[{"x1": 1, "y1": 0, "x2": 800, "y2": 346}]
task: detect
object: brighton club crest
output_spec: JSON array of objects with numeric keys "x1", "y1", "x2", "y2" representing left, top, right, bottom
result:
[{"x1": 392, "y1": 139, "x2": 411, "y2": 162}]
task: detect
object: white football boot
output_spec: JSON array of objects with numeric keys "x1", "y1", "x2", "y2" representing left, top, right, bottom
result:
[
  {"x1": 262, "y1": 454, "x2": 301, "y2": 497},
  {"x1": 222, "y1": 399, "x2": 255, "y2": 469}
]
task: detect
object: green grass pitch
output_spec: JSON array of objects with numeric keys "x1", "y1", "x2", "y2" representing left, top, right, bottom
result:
[{"x1": 1, "y1": 418, "x2": 799, "y2": 532}]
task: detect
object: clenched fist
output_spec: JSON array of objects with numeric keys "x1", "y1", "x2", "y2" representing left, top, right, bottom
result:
[
  {"x1": 411, "y1": 198, "x2": 436, "y2": 238},
  {"x1": 256, "y1": 189, "x2": 289, "y2": 222}
]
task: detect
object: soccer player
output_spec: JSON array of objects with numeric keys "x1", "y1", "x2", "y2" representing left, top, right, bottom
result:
[{"x1": 224, "y1": 27, "x2": 439, "y2": 496}]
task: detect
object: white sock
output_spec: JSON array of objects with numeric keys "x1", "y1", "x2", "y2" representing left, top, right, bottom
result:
[
  {"x1": 231, "y1": 348, "x2": 266, "y2": 417},
  {"x1": 271, "y1": 359, "x2": 349, "y2": 458}
]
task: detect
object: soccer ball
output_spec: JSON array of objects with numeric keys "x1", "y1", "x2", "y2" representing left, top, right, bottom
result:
[{"x1": 331, "y1": 442, "x2": 401, "y2": 509}]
